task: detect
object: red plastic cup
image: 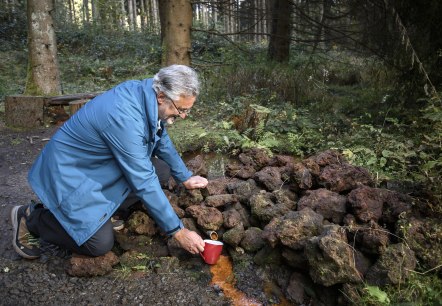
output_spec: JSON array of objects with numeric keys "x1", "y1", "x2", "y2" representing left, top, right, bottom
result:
[{"x1": 200, "y1": 239, "x2": 223, "y2": 265}]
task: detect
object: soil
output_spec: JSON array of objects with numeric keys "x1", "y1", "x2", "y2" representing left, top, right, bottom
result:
[{"x1": 0, "y1": 119, "x2": 240, "y2": 305}]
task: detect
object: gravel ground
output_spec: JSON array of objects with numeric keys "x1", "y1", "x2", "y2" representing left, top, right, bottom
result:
[{"x1": 0, "y1": 120, "x2": 232, "y2": 306}]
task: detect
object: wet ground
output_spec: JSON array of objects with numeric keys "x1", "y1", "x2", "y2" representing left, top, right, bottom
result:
[{"x1": 0, "y1": 121, "x2": 237, "y2": 305}]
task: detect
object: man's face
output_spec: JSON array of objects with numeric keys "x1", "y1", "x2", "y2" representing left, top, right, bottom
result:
[{"x1": 157, "y1": 93, "x2": 195, "y2": 125}]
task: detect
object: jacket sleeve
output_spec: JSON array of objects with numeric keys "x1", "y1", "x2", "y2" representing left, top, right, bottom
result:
[
  {"x1": 153, "y1": 126, "x2": 193, "y2": 183},
  {"x1": 101, "y1": 113, "x2": 183, "y2": 236}
]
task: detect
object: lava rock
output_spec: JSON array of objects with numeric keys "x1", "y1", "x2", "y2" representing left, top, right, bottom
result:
[
  {"x1": 232, "y1": 202, "x2": 251, "y2": 228},
  {"x1": 354, "y1": 249, "x2": 372, "y2": 277},
  {"x1": 250, "y1": 190, "x2": 295, "y2": 224},
  {"x1": 225, "y1": 162, "x2": 256, "y2": 179},
  {"x1": 310, "y1": 149, "x2": 346, "y2": 167},
  {"x1": 240, "y1": 227, "x2": 266, "y2": 252},
  {"x1": 177, "y1": 189, "x2": 204, "y2": 209},
  {"x1": 365, "y1": 243, "x2": 416, "y2": 286},
  {"x1": 292, "y1": 162, "x2": 313, "y2": 190},
  {"x1": 396, "y1": 217, "x2": 442, "y2": 271},
  {"x1": 305, "y1": 225, "x2": 362, "y2": 286},
  {"x1": 318, "y1": 163, "x2": 373, "y2": 193},
  {"x1": 205, "y1": 194, "x2": 238, "y2": 208},
  {"x1": 204, "y1": 177, "x2": 237, "y2": 196},
  {"x1": 348, "y1": 220, "x2": 390, "y2": 255},
  {"x1": 239, "y1": 148, "x2": 272, "y2": 171},
  {"x1": 381, "y1": 189, "x2": 413, "y2": 224},
  {"x1": 222, "y1": 209, "x2": 242, "y2": 229},
  {"x1": 223, "y1": 223, "x2": 245, "y2": 247},
  {"x1": 186, "y1": 154, "x2": 208, "y2": 177},
  {"x1": 65, "y1": 251, "x2": 119, "y2": 277},
  {"x1": 254, "y1": 166, "x2": 284, "y2": 191},
  {"x1": 227, "y1": 179, "x2": 262, "y2": 204},
  {"x1": 302, "y1": 157, "x2": 321, "y2": 177},
  {"x1": 269, "y1": 154, "x2": 296, "y2": 167},
  {"x1": 185, "y1": 205, "x2": 223, "y2": 231},
  {"x1": 262, "y1": 208, "x2": 324, "y2": 249},
  {"x1": 126, "y1": 211, "x2": 158, "y2": 236},
  {"x1": 348, "y1": 186, "x2": 384, "y2": 222},
  {"x1": 253, "y1": 245, "x2": 282, "y2": 266},
  {"x1": 285, "y1": 272, "x2": 314, "y2": 305},
  {"x1": 297, "y1": 188, "x2": 347, "y2": 223}
]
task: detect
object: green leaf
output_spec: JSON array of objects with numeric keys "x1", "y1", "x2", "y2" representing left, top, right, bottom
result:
[
  {"x1": 367, "y1": 156, "x2": 377, "y2": 165},
  {"x1": 342, "y1": 149, "x2": 354, "y2": 159},
  {"x1": 223, "y1": 136, "x2": 230, "y2": 145},
  {"x1": 382, "y1": 150, "x2": 393, "y2": 158},
  {"x1": 365, "y1": 285, "x2": 390, "y2": 304}
]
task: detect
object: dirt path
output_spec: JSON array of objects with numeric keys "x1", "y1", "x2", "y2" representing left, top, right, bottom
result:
[{"x1": 0, "y1": 122, "x2": 231, "y2": 305}]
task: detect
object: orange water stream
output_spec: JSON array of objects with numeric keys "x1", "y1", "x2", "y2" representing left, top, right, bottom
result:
[
  {"x1": 210, "y1": 255, "x2": 261, "y2": 306},
  {"x1": 210, "y1": 255, "x2": 293, "y2": 306}
]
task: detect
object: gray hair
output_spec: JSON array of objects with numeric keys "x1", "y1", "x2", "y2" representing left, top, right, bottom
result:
[{"x1": 152, "y1": 65, "x2": 200, "y2": 101}]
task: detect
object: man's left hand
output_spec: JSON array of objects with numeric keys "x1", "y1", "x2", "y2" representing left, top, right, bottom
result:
[{"x1": 183, "y1": 176, "x2": 208, "y2": 189}]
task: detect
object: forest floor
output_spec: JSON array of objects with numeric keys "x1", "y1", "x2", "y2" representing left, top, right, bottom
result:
[{"x1": 0, "y1": 117, "x2": 237, "y2": 306}]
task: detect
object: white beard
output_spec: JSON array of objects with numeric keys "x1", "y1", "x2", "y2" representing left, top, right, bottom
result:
[{"x1": 163, "y1": 116, "x2": 177, "y2": 125}]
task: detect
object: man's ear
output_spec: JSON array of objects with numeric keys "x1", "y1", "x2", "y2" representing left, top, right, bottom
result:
[{"x1": 157, "y1": 92, "x2": 165, "y2": 104}]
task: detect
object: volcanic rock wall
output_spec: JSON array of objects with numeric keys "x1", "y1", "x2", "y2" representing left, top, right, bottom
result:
[{"x1": 112, "y1": 148, "x2": 441, "y2": 305}]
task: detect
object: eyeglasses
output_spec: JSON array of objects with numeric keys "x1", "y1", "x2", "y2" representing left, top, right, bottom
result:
[{"x1": 170, "y1": 99, "x2": 191, "y2": 115}]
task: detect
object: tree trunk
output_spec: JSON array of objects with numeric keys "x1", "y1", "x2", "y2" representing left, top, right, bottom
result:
[
  {"x1": 151, "y1": 0, "x2": 159, "y2": 34},
  {"x1": 132, "y1": 0, "x2": 138, "y2": 30},
  {"x1": 254, "y1": 0, "x2": 258, "y2": 43},
  {"x1": 128, "y1": 0, "x2": 134, "y2": 30},
  {"x1": 71, "y1": 0, "x2": 76, "y2": 24},
  {"x1": 120, "y1": 0, "x2": 125, "y2": 28},
  {"x1": 140, "y1": 0, "x2": 146, "y2": 30},
  {"x1": 83, "y1": 0, "x2": 90, "y2": 24},
  {"x1": 159, "y1": 0, "x2": 192, "y2": 66},
  {"x1": 267, "y1": 0, "x2": 291, "y2": 62},
  {"x1": 25, "y1": 0, "x2": 61, "y2": 96},
  {"x1": 91, "y1": 0, "x2": 100, "y2": 25},
  {"x1": 322, "y1": 0, "x2": 332, "y2": 50}
]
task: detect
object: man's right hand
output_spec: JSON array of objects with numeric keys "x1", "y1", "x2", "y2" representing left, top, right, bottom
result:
[{"x1": 173, "y1": 228, "x2": 205, "y2": 254}]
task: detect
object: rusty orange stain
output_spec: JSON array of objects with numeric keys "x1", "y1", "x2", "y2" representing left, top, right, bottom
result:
[{"x1": 210, "y1": 255, "x2": 261, "y2": 306}]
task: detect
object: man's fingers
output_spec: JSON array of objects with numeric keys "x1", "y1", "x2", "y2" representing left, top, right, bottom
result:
[{"x1": 196, "y1": 244, "x2": 205, "y2": 252}]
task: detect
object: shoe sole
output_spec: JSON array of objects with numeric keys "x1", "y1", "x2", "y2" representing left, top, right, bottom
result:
[{"x1": 10, "y1": 205, "x2": 39, "y2": 259}]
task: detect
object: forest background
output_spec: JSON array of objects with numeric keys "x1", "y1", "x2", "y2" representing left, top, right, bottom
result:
[{"x1": 0, "y1": 0, "x2": 441, "y2": 304}]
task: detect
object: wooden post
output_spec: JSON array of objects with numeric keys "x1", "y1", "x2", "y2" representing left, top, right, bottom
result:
[
  {"x1": 69, "y1": 99, "x2": 88, "y2": 115},
  {"x1": 5, "y1": 96, "x2": 46, "y2": 128}
]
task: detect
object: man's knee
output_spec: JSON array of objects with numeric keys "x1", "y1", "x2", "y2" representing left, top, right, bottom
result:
[
  {"x1": 83, "y1": 237, "x2": 114, "y2": 257},
  {"x1": 82, "y1": 221, "x2": 114, "y2": 257}
]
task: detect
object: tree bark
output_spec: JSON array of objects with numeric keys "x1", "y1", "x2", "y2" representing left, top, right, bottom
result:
[
  {"x1": 140, "y1": 0, "x2": 146, "y2": 30},
  {"x1": 159, "y1": 0, "x2": 192, "y2": 66},
  {"x1": 5, "y1": 96, "x2": 46, "y2": 128},
  {"x1": 25, "y1": 0, "x2": 61, "y2": 96},
  {"x1": 151, "y1": 0, "x2": 159, "y2": 34},
  {"x1": 128, "y1": 0, "x2": 134, "y2": 31},
  {"x1": 267, "y1": 0, "x2": 292, "y2": 62},
  {"x1": 132, "y1": 0, "x2": 138, "y2": 30},
  {"x1": 83, "y1": 0, "x2": 90, "y2": 24}
]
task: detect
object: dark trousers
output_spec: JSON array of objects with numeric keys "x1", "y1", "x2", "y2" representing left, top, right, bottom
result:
[{"x1": 26, "y1": 157, "x2": 171, "y2": 257}]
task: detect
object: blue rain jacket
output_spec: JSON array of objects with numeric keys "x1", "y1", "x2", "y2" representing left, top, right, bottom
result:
[{"x1": 28, "y1": 78, "x2": 192, "y2": 246}]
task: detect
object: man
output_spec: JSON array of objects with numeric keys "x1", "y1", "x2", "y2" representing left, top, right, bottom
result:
[{"x1": 11, "y1": 65, "x2": 207, "y2": 259}]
